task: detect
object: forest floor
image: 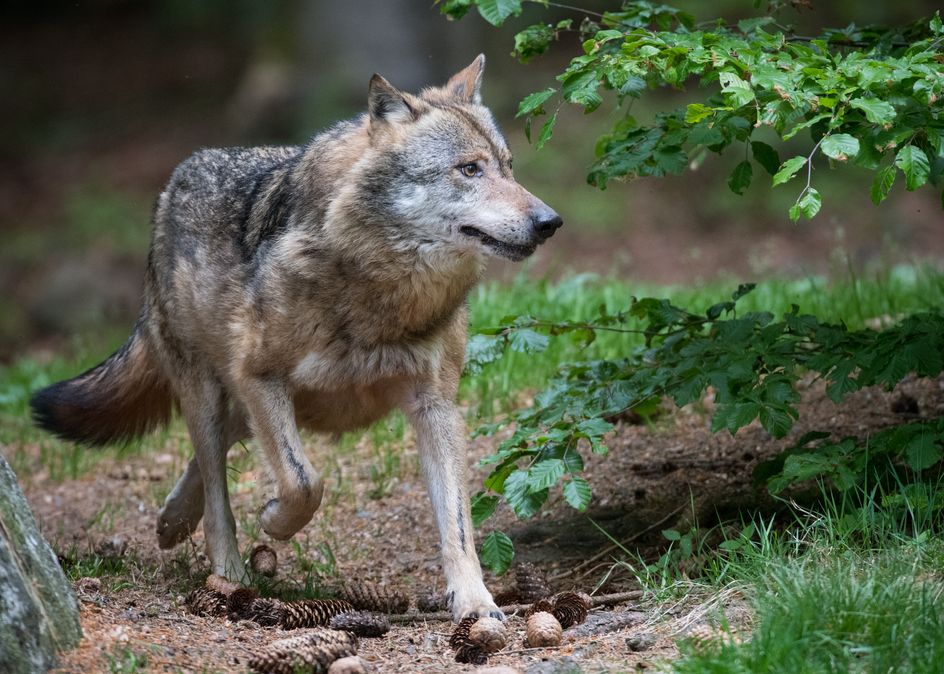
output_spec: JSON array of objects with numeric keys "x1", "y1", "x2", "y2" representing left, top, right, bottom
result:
[{"x1": 13, "y1": 372, "x2": 942, "y2": 673}]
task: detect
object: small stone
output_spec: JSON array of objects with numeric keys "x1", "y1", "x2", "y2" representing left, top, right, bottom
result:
[
  {"x1": 625, "y1": 633, "x2": 655, "y2": 652},
  {"x1": 75, "y1": 576, "x2": 102, "y2": 595},
  {"x1": 327, "y1": 655, "x2": 369, "y2": 674}
]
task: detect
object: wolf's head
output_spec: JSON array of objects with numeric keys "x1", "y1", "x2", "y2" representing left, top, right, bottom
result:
[{"x1": 360, "y1": 55, "x2": 562, "y2": 262}]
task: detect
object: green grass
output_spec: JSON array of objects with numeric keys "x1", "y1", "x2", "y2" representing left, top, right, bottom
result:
[
  {"x1": 463, "y1": 263, "x2": 944, "y2": 416},
  {"x1": 3, "y1": 263, "x2": 943, "y2": 480}
]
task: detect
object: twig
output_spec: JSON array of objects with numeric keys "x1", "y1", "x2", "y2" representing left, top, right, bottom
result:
[{"x1": 386, "y1": 590, "x2": 645, "y2": 624}]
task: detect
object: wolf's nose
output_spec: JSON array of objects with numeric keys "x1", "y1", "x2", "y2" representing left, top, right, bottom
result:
[{"x1": 531, "y1": 210, "x2": 563, "y2": 239}]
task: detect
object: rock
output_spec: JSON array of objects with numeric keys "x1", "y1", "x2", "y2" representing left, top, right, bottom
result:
[
  {"x1": 0, "y1": 454, "x2": 82, "y2": 673},
  {"x1": 625, "y1": 632, "x2": 656, "y2": 652}
]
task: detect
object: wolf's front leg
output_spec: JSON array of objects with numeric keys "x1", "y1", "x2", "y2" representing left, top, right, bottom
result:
[
  {"x1": 239, "y1": 377, "x2": 323, "y2": 539},
  {"x1": 406, "y1": 394, "x2": 502, "y2": 622}
]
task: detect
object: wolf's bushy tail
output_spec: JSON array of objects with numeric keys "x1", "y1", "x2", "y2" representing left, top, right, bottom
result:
[{"x1": 30, "y1": 325, "x2": 174, "y2": 446}]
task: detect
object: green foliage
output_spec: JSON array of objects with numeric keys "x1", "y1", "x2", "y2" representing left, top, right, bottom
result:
[
  {"x1": 467, "y1": 285, "x2": 944, "y2": 566},
  {"x1": 440, "y1": 1, "x2": 944, "y2": 219},
  {"x1": 671, "y1": 547, "x2": 944, "y2": 674}
]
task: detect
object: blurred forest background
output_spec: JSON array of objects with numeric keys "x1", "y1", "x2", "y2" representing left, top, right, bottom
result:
[{"x1": 1, "y1": 0, "x2": 942, "y2": 362}]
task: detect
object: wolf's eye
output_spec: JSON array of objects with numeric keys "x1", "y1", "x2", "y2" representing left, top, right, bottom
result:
[{"x1": 458, "y1": 162, "x2": 480, "y2": 178}]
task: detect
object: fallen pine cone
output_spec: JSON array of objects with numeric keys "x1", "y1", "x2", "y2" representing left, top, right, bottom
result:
[
  {"x1": 450, "y1": 616, "x2": 489, "y2": 665},
  {"x1": 250, "y1": 544, "x2": 278, "y2": 577},
  {"x1": 206, "y1": 573, "x2": 242, "y2": 596},
  {"x1": 185, "y1": 586, "x2": 227, "y2": 617},
  {"x1": 247, "y1": 628, "x2": 358, "y2": 674},
  {"x1": 524, "y1": 598, "x2": 555, "y2": 619},
  {"x1": 226, "y1": 586, "x2": 260, "y2": 618},
  {"x1": 526, "y1": 611, "x2": 562, "y2": 647},
  {"x1": 238, "y1": 597, "x2": 286, "y2": 627},
  {"x1": 515, "y1": 563, "x2": 551, "y2": 602},
  {"x1": 281, "y1": 599, "x2": 356, "y2": 629},
  {"x1": 468, "y1": 616, "x2": 507, "y2": 653},
  {"x1": 332, "y1": 581, "x2": 409, "y2": 614},
  {"x1": 415, "y1": 590, "x2": 447, "y2": 613},
  {"x1": 329, "y1": 610, "x2": 390, "y2": 637},
  {"x1": 552, "y1": 591, "x2": 590, "y2": 629}
]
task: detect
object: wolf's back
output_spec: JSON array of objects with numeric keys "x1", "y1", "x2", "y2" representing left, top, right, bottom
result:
[{"x1": 30, "y1": 324, "x2": 173, "y2": 446}]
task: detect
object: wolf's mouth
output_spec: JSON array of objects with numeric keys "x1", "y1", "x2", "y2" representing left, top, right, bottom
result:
[{"x1": 459, "y1": 226, "x2": 535, "y2": 261}]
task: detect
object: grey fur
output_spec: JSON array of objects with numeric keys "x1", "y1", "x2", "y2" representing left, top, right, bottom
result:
[{"x1": 29, "y1": 55, "x2": 561, "y2": 622}]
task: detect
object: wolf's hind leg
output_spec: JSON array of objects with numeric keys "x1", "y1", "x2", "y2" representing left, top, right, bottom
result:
[
  {"x1": 405, "y1": 394, "x2": 502, "y2": 622},
  {"x1": 179, "y1": 376, "x2": 245, "y2": 581},
  {"x1": 239, "y1": 378, "x2": 323, "y2": 540},
  {"x1": 156, "y1": 458, "x2": 204, "y2": 548}
]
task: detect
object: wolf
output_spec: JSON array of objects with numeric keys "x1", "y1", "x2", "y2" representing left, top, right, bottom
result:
[{"x1": 30, "y1": 55, "x2": 561, "y2": 621}]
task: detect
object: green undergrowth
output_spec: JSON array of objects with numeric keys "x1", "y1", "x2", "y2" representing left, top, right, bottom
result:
[{"x1": 664, "y1": 492, "x2": 944, "y2": 674}]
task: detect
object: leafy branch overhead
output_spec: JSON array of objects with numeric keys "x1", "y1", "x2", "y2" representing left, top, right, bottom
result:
[{"x1": 441, "y1": 0, "x2": 944, "y2": 219}]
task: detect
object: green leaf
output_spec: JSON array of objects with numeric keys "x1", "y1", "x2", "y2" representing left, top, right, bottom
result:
[
  {"x1": 563, "y1": 476, "x2": 591, "y2": 511},
  {"x1": 850, "y1": 98, "x2": 897, "y2": 125},
  {"x1": 905, "y1": 433, "x2": 942, "y2": 471},
  {"x1": 527, "y1": 458, "x2": 566, "y2": 491},
  {"x1": 930, "y1": 12, "x2": 943, "y2": 35},
  {"x1": 517, "y1": 88, "x2": 555, "y2": 118},
  {"x1": 820, "y1": 134, "x2": 860, "y2": 162},
  {"x1": 685, "y1": 103, "x2": 713, "y2": 124},
  {"x1": 535, "y1": 111, "x2": 557, "y2": 150},
  {"x1": 894, "y1": 146, "x2": 931, "y2": 191},
  {"x1": 509, "y1": 328, "x2": 549, "y2": 353},
  {"x1": 728, "y1": 160, "x2": 753, "y2": 195},
  {"x1": 760, "y1": 406, "x2": 794, "y2": 438},
  {"x1": 480, "y1": 530, "x2": 514, "y2": 575},
  {"x1": 798, "y1": 188, "x2": 822, "y2": 220},
  {"x1": 870, "y1": 166, "x2": 897, "y2": 205},
  {"x1": 751, "y1": 141, "x2": 781, "y2": 176},
  {"x1": 718, "y1": 72, "x2": 755, "y2": 107},
  {"x1": 773, "y1": 156, "x2": 807, "y2": 186},
  {"x1": 476, "y1": 0, "x2": 522, "y2": 26},
  {"x1": 662, "y1": 529, "x2": 681, "y2": 541},
  {"x1": 471, "y1": 492, "x2": 500, "y2": 526},
  {"x1": 503, "y1": 470, "x2": 547, "y2": 518}
]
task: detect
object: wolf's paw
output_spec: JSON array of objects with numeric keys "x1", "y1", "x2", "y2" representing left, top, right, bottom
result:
[
  {"x1": 447, "y1": 585, "x2": 505, "y2": 623},
  {"x1": 259, "y1": 491, "x2": 322, "y2": 540},
  {"x1": 156, "y1": 507, "x2": 201, "y2": 549}
]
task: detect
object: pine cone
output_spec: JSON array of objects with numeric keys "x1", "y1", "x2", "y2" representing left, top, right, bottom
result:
[
  {"x1": 525, "y1": 611, "x2": 562, "y2": 647},
  {"x1": 226, "y1": 586, "x2": 261, "y2": 618},
  {"x1": 449, "y1": 616, "x2": 488, "y2": 664},
  {"x1": 241, "y1": 597, "x2": 287, "y2": 627},
  {"x1": 329, "y1": 611, "x2": 390, "y2": 638},
  {"x1": 454, "y1": 641, "x2": 488, "y2": 665},
  {"x1": 206, "y1": 573, "x2": 242, "y2": 596},
  {"x1": 281, "y1": 599, "x2": 356, "y2": 629},
  {"x1": 448, "y1": 616, "x2": 477, "y2": 649},
  {"x1": 250, "y1": 544, "x2": 278, "y2": 577},
  {"x1": 185, "y1": 587, "x2": 227, "y2": 617},
  {"x1": 332, "y1": 582, "x2": 409, "y2": 614},
  {"x1": 468, "y1": 616, "x2": 507, "y2": 653},
  {"x1": 415, "y1": 590, "x2": 447, "y2": 613},
  {"x1": 515, "y1": 563, "x2": 551, "y2": 602},
  {"x1": 524, "y1": 598, "x2": 555, "y2": 619},
  {"x1": 247, "y1": 628, "x2": 358, "y2": 674},
  {"x1": 551, "y1": 591, "x2": 590, "y2": 629}
]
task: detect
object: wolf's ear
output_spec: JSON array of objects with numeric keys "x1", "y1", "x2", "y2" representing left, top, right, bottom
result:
[
  {"x1": 446, "y1": 54, "x2": 485, "y2": 104},
  {"x1": 368, "y1": 74, "x2": 416, "y2": 125}
]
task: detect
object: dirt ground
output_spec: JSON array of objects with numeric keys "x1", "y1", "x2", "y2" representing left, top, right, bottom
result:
[{"x1": 8, "y1": 371, "x2": 941, "y2": 673}]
